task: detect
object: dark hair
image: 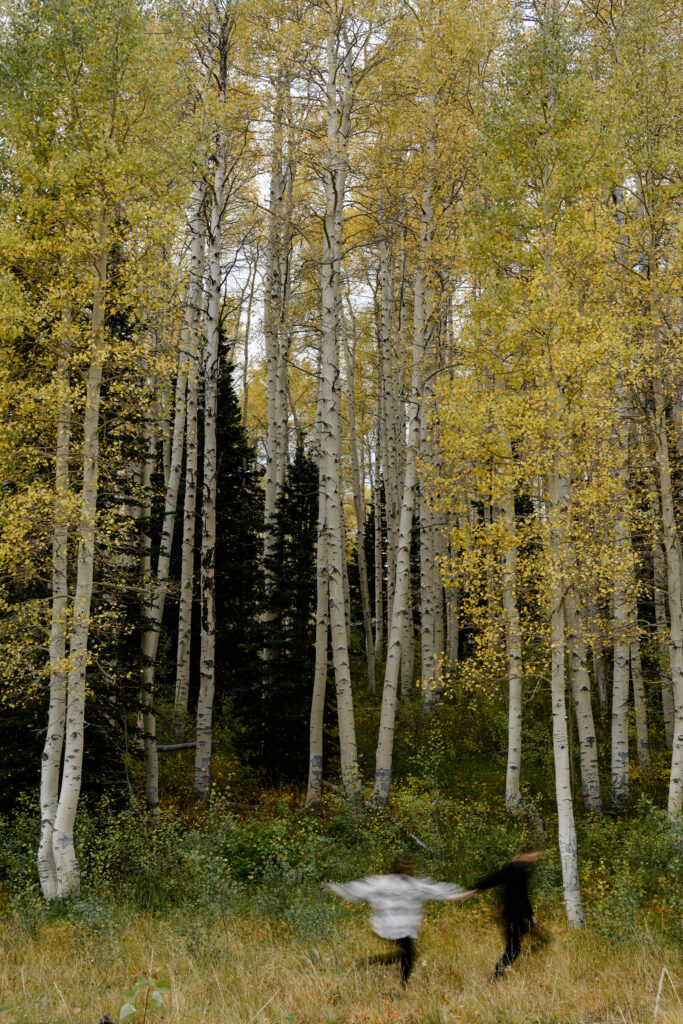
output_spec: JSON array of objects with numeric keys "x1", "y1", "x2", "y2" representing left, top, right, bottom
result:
[{"x1": 392, "y1": 853, "x2": 414, "y2": 875}]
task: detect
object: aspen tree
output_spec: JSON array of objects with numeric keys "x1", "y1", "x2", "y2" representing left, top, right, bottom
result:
[
  {"x1": 53, "y1": 223, "x2": 108, "y2": 896},
  {"x1": 317, "y1": 14, "x2": 361, "y2": 802},
  {"x1": 194, "y1": 154, "x2": 226, "y2": 801},
  {"x1": 173, "y1": 186, "x2": 208, "y2": 743},
  {"x1": 373, "y1": 199, "x2": 431, "y2": 807},
  {"x1": 38, "y1": 309, "x2": 71, "y2": 899}
]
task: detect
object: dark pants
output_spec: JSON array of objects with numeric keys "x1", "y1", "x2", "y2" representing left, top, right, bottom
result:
[
  {"x1": 492, "y1": 918, "x2": 526, "y2": 978},
  {"x1": 396, "y1": 936, "x2": 415, "y2": 984},
  {"x1": 366, "y1": 936, "x2": 416, "y2": 984}
]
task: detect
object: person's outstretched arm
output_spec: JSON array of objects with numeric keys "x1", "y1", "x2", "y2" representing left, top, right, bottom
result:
[
  {"x1": 413, "y1": 879, "x2": 472, "y2": 902},
  {"x1": 326, "y1": 878, "x2": 377, "y2": 903},
  {"x1": 473, "y1": 864, "x2": 512, "y2": 891}
]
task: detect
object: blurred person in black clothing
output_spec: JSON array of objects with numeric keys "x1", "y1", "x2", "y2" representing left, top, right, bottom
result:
[{"x1": 474, "y1": 850, "x2": 545, "y2": 979}]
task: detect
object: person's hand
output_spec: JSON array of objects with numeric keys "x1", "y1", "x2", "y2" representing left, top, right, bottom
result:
[
  {"x1": 531, "y1": 913, "x2": 538, "y2": 927},
  {"x1": 451, "y1": 888, "x2": 478, "y2": 901}
]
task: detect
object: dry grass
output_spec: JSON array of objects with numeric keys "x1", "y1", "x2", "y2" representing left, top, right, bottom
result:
[{"x1": 0, "y1": 906, "x2": 681, "y2": 1024}]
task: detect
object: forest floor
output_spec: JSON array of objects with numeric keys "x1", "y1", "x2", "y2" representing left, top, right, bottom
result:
[{"x1": 1, "y1": 904, "x2": 681, "y2": 1024}]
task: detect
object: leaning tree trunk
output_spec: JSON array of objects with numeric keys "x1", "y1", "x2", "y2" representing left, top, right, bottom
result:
[
  {"x1": 548, "y1": 464, "x2": 585, "y2": 927},
  {"x1": 38, "y1": 312, "x2": 72, "y2": 900},
  {"x1": 194, "y1": 158, "x2": 226, "y2": 802},
  {"x1": 52, "y1": 229, "x2": 108, "y2": 899}
]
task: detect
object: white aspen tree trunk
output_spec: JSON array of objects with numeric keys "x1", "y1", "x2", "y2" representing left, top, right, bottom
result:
[
  {"x1": 652, "y1": 372, "x2": 683, "y2": 820},
  {"x1": 316, "y1": 28, "x2": 361, "y2": 803},
  {"x1": 652, "y1": 494, "x2": 674, "y2": 748},
  {"x1": 139, "y1": 280, "x2": 195, "y2": 815},
  {"x1": 548, "y1": 466, "x2": 585, "y2": 927},
  {"x1": 172, "y1": 189, "x2": 207, "y2": 743},
  {"x1": 263, "y1": 106, "x2": 284, "y2": 592},
  {"x1": 500, "y1": 491, "x2": 523, "y2": 815},
  {"x1": 306, "y1": 528, "x2": 329, "y2": 808},
  {"x1": 194, "y1": 158, "x2": 226, "y2": 802},
  {"x1": 52, "y1": 229, "x2": 108, "y2": 899},
  {"x1": 433, "y1": 524, "x2": 444, "y2": 695},
  {"x1": 611, "y1": 405, "x2": 631, "y2": 809},
  {"x1": 343, "y1": 314, "x2": 376, "y2": 692},
  {"x1": 241, "y1": 255, "x2": 256, "y2": 425},
  {"x1": 373, "y1": 229, "x2": 427, "y2": 808},
  {"x1": 400, "y1": 590, "x2": 415, "y2": 698},
  {"x1": 565, "y1": 586, "x2": 603, "y2": 813},
  {"x1": 379, "y1": 234, "x2": 399, "y2": 623},
  {"x1": 373, "y1": 443, "x2": 384, "y2": 670},
  {"x1": 629, "y1": 606, "x2": 650, "y2": 770},
  {"x1": 584, "y1": 591, "x2": 608, "y2": 714},
  {"x1": 447, "y1": 588, "x2": 459, "y2": 663},
  {"x1": 38, "y1": 313, "x2": 71, "y2": 900},
  {"x1": 420, "y1": 494, "x2": 437, "y2": 712}
]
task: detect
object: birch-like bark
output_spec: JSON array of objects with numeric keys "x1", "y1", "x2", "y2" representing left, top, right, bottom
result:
[
  {"x1": 52, "y1": 227, "x2": 108, "y2": 899},
  {"x1": 318, "y1": 30, "x2": 361, "y2": 803},
  {"x1": 611, "y1": 405, "x2": 631, "y2": 808},
  {"x1": 343, "y1": 312, "x2": 376, "y2": 692},
  {"x1": 172, "y1": 189, "x2": 207, "y2": 743},
  {"x1": 38, "y1": 313, "x2": 71, "y2": 900},
  {"x1": 500, "y1": 491, "x2": 523, "y2": 815},
  {"x1": 306, "y1": 529, "x2": 329, "y2": 807},
  {"x1": 584, "y1": 592, "x2": 608, "y2": 714},
  {"x1": 194, "y1": 159, "x2": 226, "y2": 802},
  {"x1": 420, "y1": 494, "x2": 437, "y2": 712},
  {"x1": 400, "y1": 590, "x2": 415, "y2": 698},
  {"x1": 653, "y1": 372, "x2": 683, "y2": 820},
  {"x1": 373, "y1": 230, "x2": 427, "y2": 808},
  {"x1": 629, "y1": 606, "x2": 650, "y2": 770},
  {"x1": 565, "y1": 587, "x2": 603, "y2": 813},
  {"x1": 548, "y1": 466, "x2": 585, "y2": 927},
  {"x1": 652, "y1": 493, "x2": 674, "y2": 748},
  {"x1": 373, "y1": 437, "x2": 384, "y2": 667}
]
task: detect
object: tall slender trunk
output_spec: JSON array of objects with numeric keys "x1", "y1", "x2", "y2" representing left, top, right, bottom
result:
[
  {"x1": 653, "y1": 373, "x2": 683, "y2": 820},
  {"x1": 629, "y1": 605, "x2": 650, "y2": 770},
  {"x1": 194, "y1": 160, "x2": 226, "y2": 802},
  {"x1": 173, "y1": 188, "x2": 207, "y2": 743},
  {"x1": 317, "y1": 28, "x2": 361, "y2": 802},
  {"x1": 584, "y1": 591, "x2": 608, "y2": 714},
  {"x1": 38, "y1": 313, "x2": 72, "y2": 900},
  {"x1": 373, "y1": 441, "x2": 384, "y2": 667},
  {"x1": 306, "y1": 530, "x2": 329, "y2": 807},
  {"x1": 343, "y1": 315, "x2": 376, "y2": 692},
  {"x1": 611, "y1": 405, "x2": 631, "y2": 808},
  {"x1": 373, "y1": 227, "x2": 428, "y2": 809},
  {"x1": 652, "y1": 493, "x2": 674, "y2": 748},
  {"x1": 500, "y1": 491, "x2": 523, "y2": 815},
  {"x1": 565, "y1": 587, "x2": 603, "y2": 813},
  {"x1": 548, "y1": 465, "x2": 585, "y2": 927},
  {"x1": 52, "y1": 226, "x2": 108, "y2": 899},
  {"x1": 400, "y1": 590, "x2": 415, "y2": 698}
]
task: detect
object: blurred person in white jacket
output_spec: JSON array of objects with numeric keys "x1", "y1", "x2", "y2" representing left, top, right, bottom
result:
[{"x1": 327, "y1": 854, "x2": 475, "y2": 984}]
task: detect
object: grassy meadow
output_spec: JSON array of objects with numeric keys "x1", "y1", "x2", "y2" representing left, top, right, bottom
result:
[{"x1": 0, "y1": 902, "x2": 681, "y2": 1024}]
